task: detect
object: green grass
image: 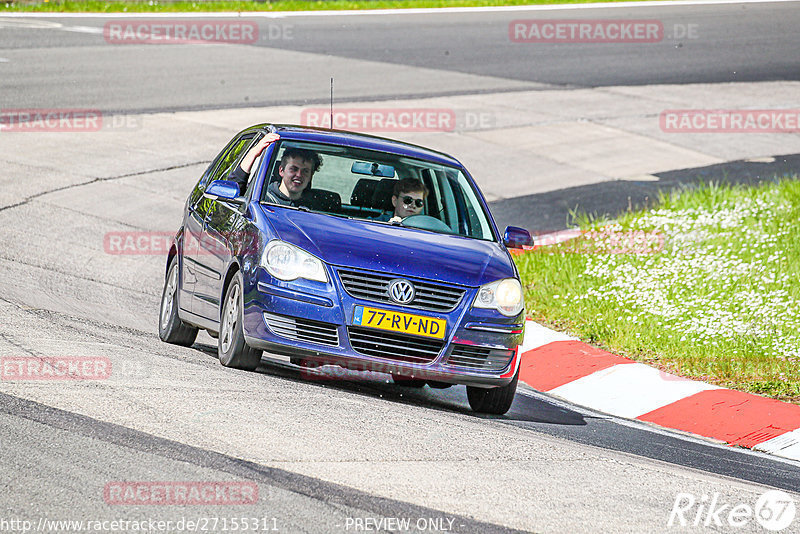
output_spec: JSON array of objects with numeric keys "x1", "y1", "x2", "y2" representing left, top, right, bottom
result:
[
  {"x1": 515, "y1": 178, "x2": 800, "y2": 402},
  {"x1": 1, "y1": 0, "x2": 662, "y2": 12}
]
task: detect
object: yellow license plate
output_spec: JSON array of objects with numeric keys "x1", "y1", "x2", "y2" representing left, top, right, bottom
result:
[{"x1": 352, "y1": 306, "x2": 446, "y2": 339}]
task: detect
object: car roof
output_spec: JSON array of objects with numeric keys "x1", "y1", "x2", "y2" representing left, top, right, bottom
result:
[{"x1": 251, "y1": 124, "x2": 463, "y2": 168}]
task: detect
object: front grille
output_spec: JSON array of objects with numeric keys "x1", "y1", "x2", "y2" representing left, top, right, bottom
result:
[
  {"x1": 446, "y1": 344, "x2": 514, "y2": 371},
  {"x1": 338, "y1": 269, "x2": 465, "y2": 312},
  {"x1": 347, "y1": 327, "x2": 444, "y2": 364},
  {"x1": 263, "y1": 312, "x2": 339, "y2": 347}
]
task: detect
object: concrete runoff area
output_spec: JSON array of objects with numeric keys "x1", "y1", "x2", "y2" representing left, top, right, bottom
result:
[{"x1": 3, "y1": 80, "x2": 799, "y2": 229}]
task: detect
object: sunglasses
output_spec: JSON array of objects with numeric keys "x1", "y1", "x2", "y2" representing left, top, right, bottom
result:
[{"x1": 401, "y1": 196, "x2": 424, "y2": 208}]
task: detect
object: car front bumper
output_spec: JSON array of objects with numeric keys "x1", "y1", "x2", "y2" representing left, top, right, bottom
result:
[{"x1": 243, "y1": 267, "x2": 524, "y2": 388}]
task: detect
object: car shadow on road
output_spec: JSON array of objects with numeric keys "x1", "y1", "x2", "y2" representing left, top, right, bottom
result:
[
  {"x1": 273, "y1": 363, "x2": 589, "y2": 425},
  {"x1": 502, "y1": 390, "x2": 587, "y2": 426},
  {"x1": 192, "y1": 342, "x2": 588, "y2": 425},
  {"x1": 489, "y1": 153, "x2": 800, "y2": 233}
]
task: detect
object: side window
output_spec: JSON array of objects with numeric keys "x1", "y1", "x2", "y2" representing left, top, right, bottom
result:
[
  {"x1": 450, "y1": 170, "x2": 493, "y2": 240},
  {"x1": 432, "y1": 168, "x2": 458, "y2": 231},
  {"x1": 188, "y1": 149, "x2": 230, "y2": 209},
  {"x1": 191, "y1": 133, "x2": 256, "y2": 217},
  {"x1": 420, "y1": 168, "x2": 441, "y2": 219},
  {"x1": 188, "y1": 178, "x2": 206, "y2": 212},
  {"x1": 208, "y1": 133, "x2": 256, "y2": 185},
  {"x1": 244, "y1": 150, "x2": 268, "y2": 200}
]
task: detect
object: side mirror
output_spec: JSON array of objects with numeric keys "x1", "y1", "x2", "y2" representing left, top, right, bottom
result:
[
  {"x1": 503, "y1": 226, "x2": 534, "y2": 249},
  {"x1": 205, "y1": 180, "x2": 243, "y2": 203}
]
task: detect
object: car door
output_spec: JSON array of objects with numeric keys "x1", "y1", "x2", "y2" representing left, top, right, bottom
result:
[
  {"x1": 192, "y1": 197, "x2": 249, "y2": 321},
  {"x1": 189, "y1": 132, "x2": 259, "y2": 320},
  {"x1": 180, "y1": 160, "x2": 221, "y2": 313}
]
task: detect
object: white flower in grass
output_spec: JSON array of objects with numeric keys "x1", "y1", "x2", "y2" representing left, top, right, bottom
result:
[{"x1": 577, "y1": 187, "x2": 800, "y2": 359}]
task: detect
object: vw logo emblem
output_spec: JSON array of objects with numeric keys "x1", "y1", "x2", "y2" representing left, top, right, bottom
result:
[{"x1": 388, "y1": 279, "x2": 415, "y2": 305}]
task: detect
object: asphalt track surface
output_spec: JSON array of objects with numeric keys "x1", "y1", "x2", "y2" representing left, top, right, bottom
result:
[
  {"x1": 1, "y1": 1, "x2": 799, "y2": 113},
  {"x1": 2, "y1": 2, "x2": 800, "y2": 532}
]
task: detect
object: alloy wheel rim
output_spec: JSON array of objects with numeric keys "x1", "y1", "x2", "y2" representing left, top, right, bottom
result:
[
  {"x1": 160, "y1": 265, "x2": 177, "y2": 330},
  {"x1": 220, "y1": 284, "x2": 239, "y2": 354}
]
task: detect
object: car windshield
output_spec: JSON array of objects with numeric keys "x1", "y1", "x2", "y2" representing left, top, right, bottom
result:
[{"x1": 260, "y1": 140, "x2": 496, "y2": 241}]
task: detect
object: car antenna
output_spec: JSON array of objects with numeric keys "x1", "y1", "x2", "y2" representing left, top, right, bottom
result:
[{"x1": 330, "y1": 77, "x2": 334, "y2": 130}]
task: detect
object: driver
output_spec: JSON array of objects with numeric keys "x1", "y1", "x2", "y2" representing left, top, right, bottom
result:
[{"x1": 383, "y1": 178, "x2": 428, "y2": 223}]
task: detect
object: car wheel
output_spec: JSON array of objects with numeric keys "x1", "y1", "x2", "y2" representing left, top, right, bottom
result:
[
  {"x1": 392, "y1": 374, "x2": 426, "y2": 388},
  {"x1": 218, "y1": 272, "x2": 262, "y2": 371},
  {"x1": 158, "y1": 256, "x2": 198, "y2": 347},
  {"x1": 466, "y1": 370, "x2": 518, "y2": 415}
]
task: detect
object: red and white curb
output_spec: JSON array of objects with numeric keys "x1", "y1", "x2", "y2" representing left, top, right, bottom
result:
[{"x1": 519, "y1": 320, "x2": 800, "y2": 462}]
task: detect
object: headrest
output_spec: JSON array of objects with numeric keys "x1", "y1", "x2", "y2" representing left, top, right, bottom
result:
[
  {"x1": 351, "y1": 178, "x2": 379, "y2": 208},
  {"x1": 303, "y1": 189, "x2": 341, "y2": 213},
  {"x1": 371, "y1": 179, "x2": 396, "y2": 212}
]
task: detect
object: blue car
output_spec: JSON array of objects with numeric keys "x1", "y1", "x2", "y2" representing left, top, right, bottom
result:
[{"x1": 159, "y1": 124, "x2": 533, "y2": 414}]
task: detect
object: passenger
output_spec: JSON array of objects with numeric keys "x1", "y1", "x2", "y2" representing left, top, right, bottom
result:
[
  {"x1": 381, "y1": 178, "x2": 428, "y2": 223},
  {"x1": 228, "y1": 133, "x2": 279, "y2": 193},
  {"x1": 265, "y1": 146, "x2": 322, "y2": 206},
  {"x1": 229, "y1": 133, "x2": 322, "y2": 207}
]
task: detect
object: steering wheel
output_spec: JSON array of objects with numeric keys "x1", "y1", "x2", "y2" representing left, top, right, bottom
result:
[{"x1": 401, "y1": 215, "x2": 454, "y2": 233}]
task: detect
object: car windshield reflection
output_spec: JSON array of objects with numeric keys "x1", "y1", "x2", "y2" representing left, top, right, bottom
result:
[{"x1": 260, "y1": 141, "x2": 496, "y2": 241}]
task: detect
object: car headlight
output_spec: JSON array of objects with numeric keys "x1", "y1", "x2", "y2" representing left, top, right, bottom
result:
[
  {"x1": 261, "y1": 240, "x2": 328, "y2": 283},
  {"x1": 472, "y1": 278, "x2": 524, "y2": 317}
]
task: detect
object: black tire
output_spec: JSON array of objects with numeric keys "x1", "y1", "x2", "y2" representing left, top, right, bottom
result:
[
  {"x1": 466, "y1": 371, "x2": 519, "y2": 415},
  {"x1": 158, "y1": 256, "x2": 198, "y2": 347},
  {"x1": 392, "y1": 374, "x2": 427, "y2": 388},
  {"x1": 218, "y1": 273, "x2": 262, "y2": 371}
]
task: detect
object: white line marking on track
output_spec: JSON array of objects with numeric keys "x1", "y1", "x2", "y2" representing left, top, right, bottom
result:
[
  {"x1": 755, "y1": 429, "x2": 800, "y2": 461},
  {"x1": 548, "y1": 363, "x2": 721, "y2": 419},
  {"x1": 517, "y1": 384, "x2": 800, "y2": 469},
  {"x1": 0, "y1": 0, "x2": 797, "y2": 18},
  {"x1": 61, "y1": 25, "x2": 104, "y2": 34},
  {"x1": 520, "y1": 320, "x2": 576, "y2": 353},
  {"x1": 0, "y1": 18, "x2": 63, "y2": 28}
]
